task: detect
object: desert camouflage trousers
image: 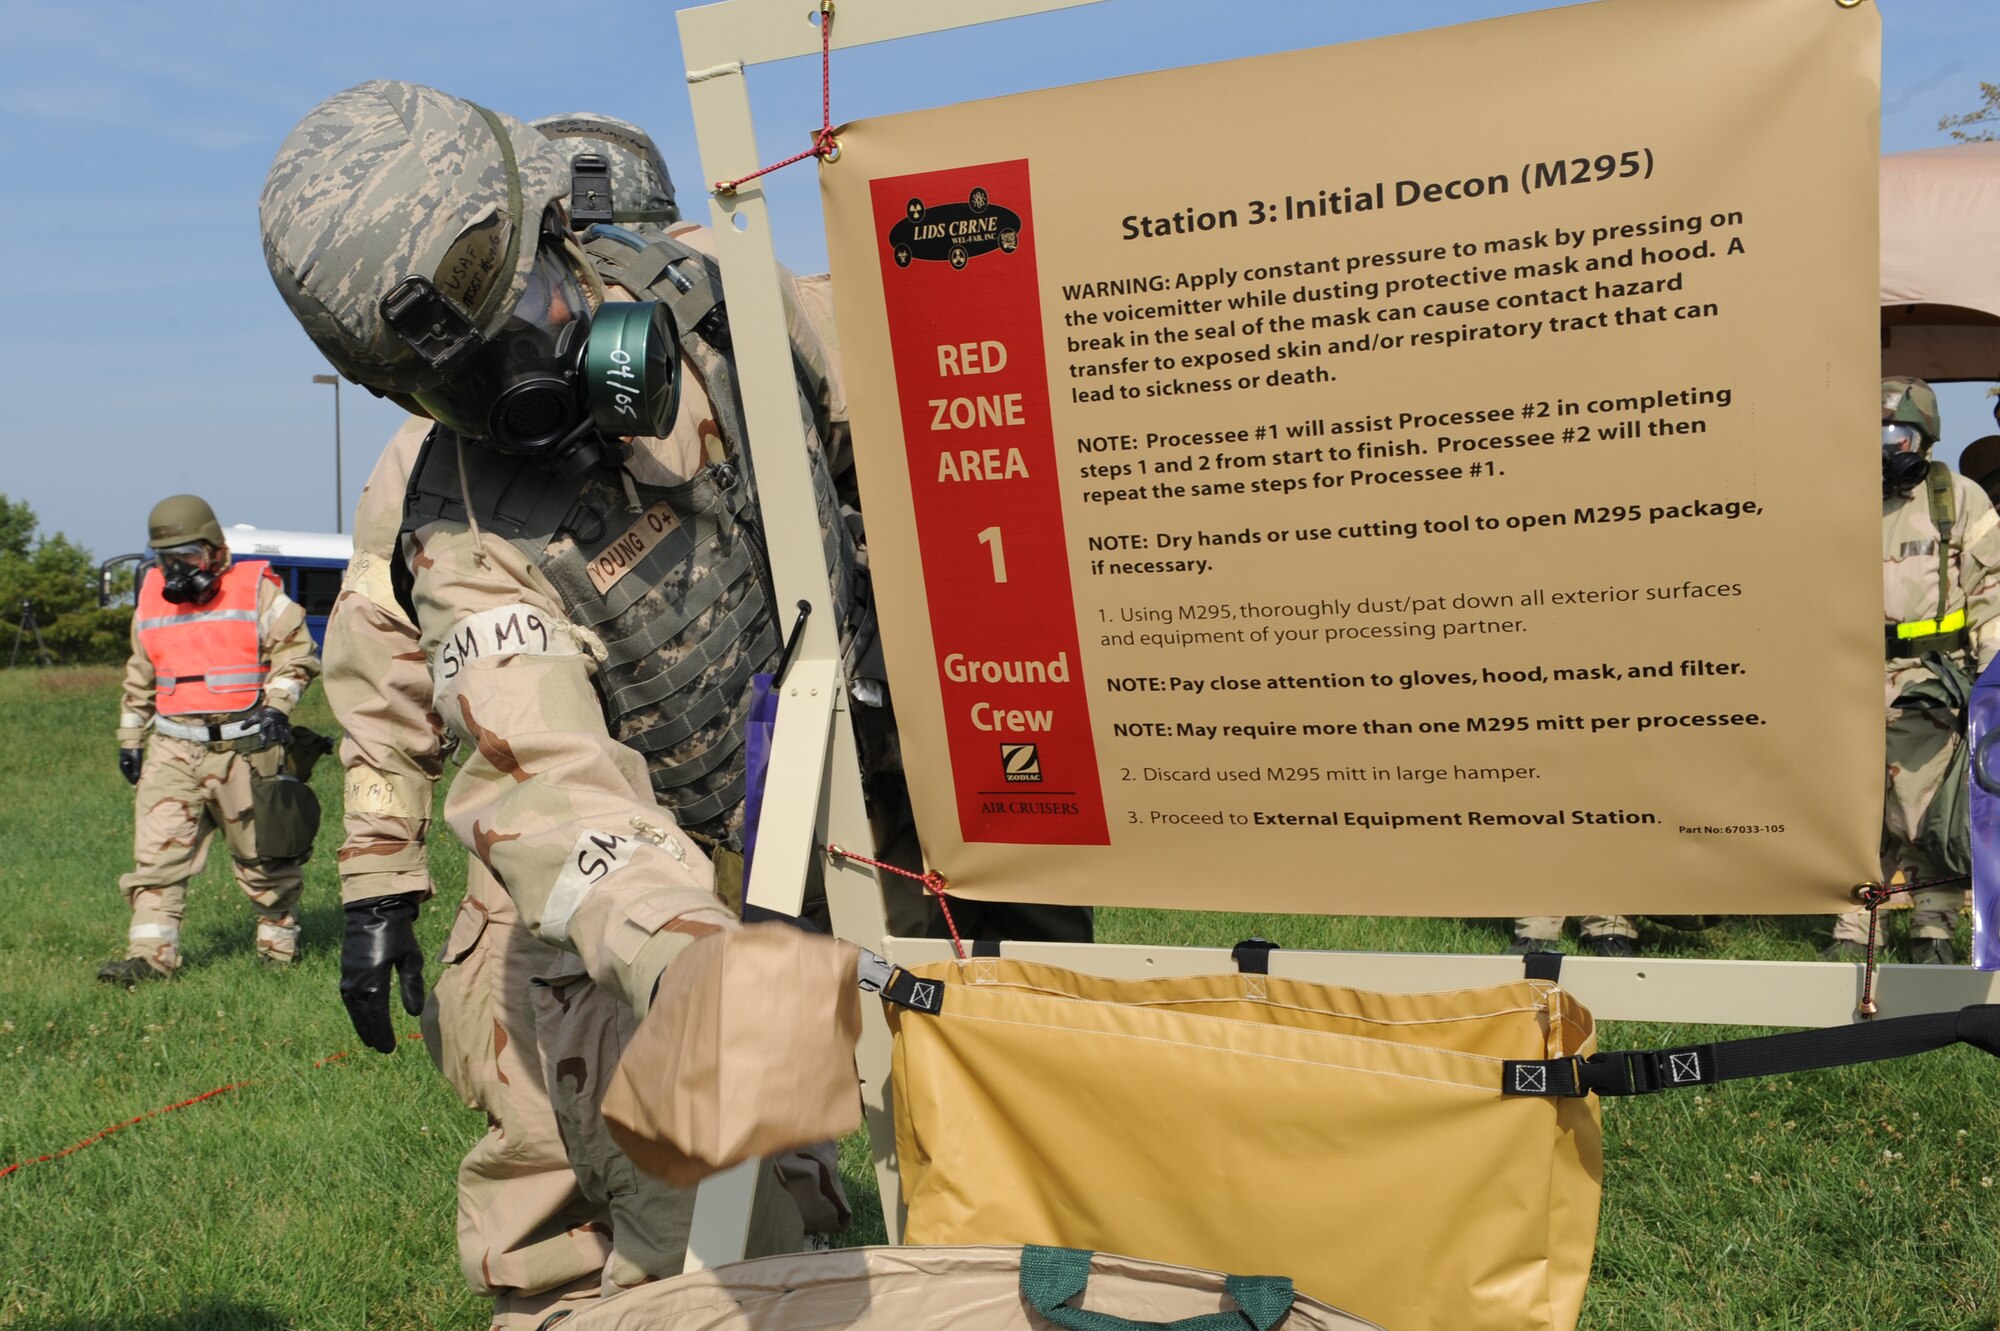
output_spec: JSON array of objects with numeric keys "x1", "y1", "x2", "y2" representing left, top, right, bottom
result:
[
  {"x1": 1834, "y1": 703, "x2": 1965, "y2": 945},
  {"x1": 117, "y1": 734, "x2": 302, "y2": 973},
  {"x1": 426, "y1": 863, "x2": 802, "y2": 1329}
]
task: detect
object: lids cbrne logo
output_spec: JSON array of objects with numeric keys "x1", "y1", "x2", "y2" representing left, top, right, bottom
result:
[{"x1": 888, "y1": 188, "x2": 1022, "y2": 271}]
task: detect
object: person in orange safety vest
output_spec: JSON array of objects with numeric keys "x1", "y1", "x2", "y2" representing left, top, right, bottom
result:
[{"x1": 99, "y1": 494, "x2": 322, "y2": 985}]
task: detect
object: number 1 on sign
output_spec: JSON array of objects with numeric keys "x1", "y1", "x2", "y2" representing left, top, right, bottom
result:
[{"x1": 978, "y1": 526, "x2": 1008, "y2": 583}]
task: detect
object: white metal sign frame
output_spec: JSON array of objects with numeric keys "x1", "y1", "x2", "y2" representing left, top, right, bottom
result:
[{"x1": 673, "y1": 0, "x2": 2000, "y2": 1265}]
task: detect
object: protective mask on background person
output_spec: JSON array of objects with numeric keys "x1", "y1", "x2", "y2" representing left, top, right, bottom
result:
[
  {"x1": 156, "y1": 544, "x2": 220, "y2": 605},
  {"x1": 383, "y1": 236, "x2": 681, "y2": 464},
  {"x1": 1882, "y1": 420, "x2": 1929, "y2": 497}
]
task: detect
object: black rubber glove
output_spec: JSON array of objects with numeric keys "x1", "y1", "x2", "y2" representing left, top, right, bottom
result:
[
  {"x1": 118, "y1": 748, "x2": 144, "y2": 785},
  {"x1": 339, "y1": 893, "x2": 427, "y2": 1054},
  {"x1": 252, "y1": 706, "x2": 293, "y2": 751}
]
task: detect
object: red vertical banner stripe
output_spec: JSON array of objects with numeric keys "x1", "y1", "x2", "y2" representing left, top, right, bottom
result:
[{"x1": 869, "y1": 159, "x2": 1108, "y2": 844}]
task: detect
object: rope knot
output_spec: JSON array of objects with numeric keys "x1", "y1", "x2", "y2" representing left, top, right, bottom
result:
[
  {"x1": 825, "y1": 844, "x2": 966, "y2": 960},
  {"x1": 712, "y1": 3, "x2": 842, "y2": 195}
]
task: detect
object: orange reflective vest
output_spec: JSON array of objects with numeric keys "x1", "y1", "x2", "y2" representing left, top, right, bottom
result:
[{"x1": 136, "y1": 560, "x2": 275, "y2": 716}]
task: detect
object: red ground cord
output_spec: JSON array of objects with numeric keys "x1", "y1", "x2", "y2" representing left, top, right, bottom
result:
[{"x1": 0, "y1": 1031, "x2": 423, "y2": 1180}]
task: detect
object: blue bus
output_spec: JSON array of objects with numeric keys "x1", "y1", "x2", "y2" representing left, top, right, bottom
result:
[{"x1": 101, "y1": 526, "x2": 353, "y2": 650}]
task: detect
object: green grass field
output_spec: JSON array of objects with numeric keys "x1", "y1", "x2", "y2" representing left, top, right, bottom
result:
[{"x1": 2, "y1": 668, "x2": 1997, "y2": 1329}]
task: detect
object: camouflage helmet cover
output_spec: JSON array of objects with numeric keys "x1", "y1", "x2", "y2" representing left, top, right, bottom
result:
[
  {"x1": 1881, "y1": 376, "x2": 1942, "y2": 445},
  {"x1": 531, "y1": 112, "x2": 679, "y2": 227},
  {"x1": 259, "y1": 80, "x2": 572, "y2": 396},
  {"x1": 147, "y1": 495, "x2": 224, "y2": 549}
]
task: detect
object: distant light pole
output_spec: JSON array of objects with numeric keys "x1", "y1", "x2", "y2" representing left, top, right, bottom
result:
[{"x1": 312, "y1": 373, "x2": 345, "y2": 533}]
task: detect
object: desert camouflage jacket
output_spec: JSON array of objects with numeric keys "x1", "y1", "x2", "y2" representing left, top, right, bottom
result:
[
  {"x1": 118, "y1": 566, "x2": 319, "y2": 748},
  {"x1": 331, "y1": 234, "x2": 846, "y2": 1009}
]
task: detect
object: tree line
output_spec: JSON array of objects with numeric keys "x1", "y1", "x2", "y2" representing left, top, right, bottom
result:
[{"x1": 1, "y1": 495, "x2": 133, "y2": 666}]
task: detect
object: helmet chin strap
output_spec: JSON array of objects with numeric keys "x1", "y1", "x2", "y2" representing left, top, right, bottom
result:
[{"x1": 556, "y1": 228, "x2": 610, "y2": 310}]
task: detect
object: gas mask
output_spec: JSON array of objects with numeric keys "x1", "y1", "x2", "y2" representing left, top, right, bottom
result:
[
  {"x1": 156, "y1": 544, "x2": 220, "y2": 605},
  {"x1": 382, "y1": 232, "x2": 680, "y2": 468},
  {"x1": 1883, "y1": 420, "x2": 1930, "y2": 497}
]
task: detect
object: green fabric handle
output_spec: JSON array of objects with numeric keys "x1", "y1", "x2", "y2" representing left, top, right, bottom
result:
[{"x1": 1019, "y1": 1246, "x2": 1294, "y2": 1331}]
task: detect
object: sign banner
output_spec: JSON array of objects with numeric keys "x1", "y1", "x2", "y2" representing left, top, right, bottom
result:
[{"x1": 822, "y1": 0, "x2": 1883, "y2": 913}]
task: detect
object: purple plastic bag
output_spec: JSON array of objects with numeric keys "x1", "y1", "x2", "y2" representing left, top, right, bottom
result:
[
  {"x1": 738, "y1": 671, "x2": 781, "y2": 906},
  {"x1": 1970, "y1": 657, "x2": 2000, "y2": 970}
]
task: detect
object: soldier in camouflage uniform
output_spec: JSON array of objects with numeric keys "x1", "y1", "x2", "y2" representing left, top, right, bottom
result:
[
  {"x1": 1826, "y1": 378, "x2": 2000, "y2": 963},
  {"x1": 330, "y1": 417, "x2": 620, "y2": 1323},
  {"x1": 267, "y1": 84, "x2": 869, "y2": 1317},
  {"x1": 102, "y1": 494, "x2": 320, "y2": 983}
]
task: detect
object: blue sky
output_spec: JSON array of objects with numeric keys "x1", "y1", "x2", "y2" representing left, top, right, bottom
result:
[{"x1": 0, "y1": 0, "x2": 1994, "y2": 559}]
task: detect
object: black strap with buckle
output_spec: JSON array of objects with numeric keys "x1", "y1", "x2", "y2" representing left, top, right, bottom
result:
[
  {"x1": 1521, "y1": 950, "x2": 1564, "y2": 983},
  {"x1": 878, "y1": 966, "x2": 945, "y2": 1015},
  {"x1": 1232, "y1": 938, "x2": 1278, "y2": 974},
  {"x1": 1503, "y1": 1004, "x2": 2000, "y2": 1099}
]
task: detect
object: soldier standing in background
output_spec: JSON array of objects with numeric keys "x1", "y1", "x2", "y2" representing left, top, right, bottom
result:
[
  {"x1": 101, "y1": 495, "x2": 321, "y2": 984},
  {"x1": 1826, "y1": 378, "x2": 2000, "y2": 962}
]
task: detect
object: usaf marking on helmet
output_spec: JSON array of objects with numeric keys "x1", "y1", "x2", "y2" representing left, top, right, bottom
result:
[{"x1": 888, "y1": 188, "x2": 1023, "y2": 269}]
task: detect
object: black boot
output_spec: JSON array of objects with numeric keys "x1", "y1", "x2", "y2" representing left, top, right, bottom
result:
[
  {"x1": 96, "y1": 957, "x2": 165, "y2": 987},
  {"x1": 1908, "y1": 937, "x2": 1958, "y2": 966}
]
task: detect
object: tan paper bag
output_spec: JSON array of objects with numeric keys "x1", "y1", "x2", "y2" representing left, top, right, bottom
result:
[{"x1": 603, "y1": 923, "x2": 864, "y2": 1185}]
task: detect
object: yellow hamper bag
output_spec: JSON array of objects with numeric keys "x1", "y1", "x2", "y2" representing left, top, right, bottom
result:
[{"x1": 882, "y1": 960, "x2": 1601, "y2": 1331}]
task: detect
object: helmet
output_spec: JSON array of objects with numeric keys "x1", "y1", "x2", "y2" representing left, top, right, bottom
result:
[
  {"x1": 1881, "y1": 376, "x2": 1941, "y2": 446},
  {"x1": 1881, "y1": 376, "x2": 1940, "y2": 498},
  {"x1": 531, "y1": 112, "x2": 678, "y2": 230},
  {"x1": 147, "y1": 495, "x2": 224, "y2": 550},
  {"x1": 259, "y1": 80, "x2": 572, "y2": 398}
]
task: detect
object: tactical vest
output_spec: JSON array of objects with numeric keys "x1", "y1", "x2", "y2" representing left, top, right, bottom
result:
[
  {"x1": 402, "y1": 230, "x2": 870, "y2": 847},
  {"x1": 136, "y1": 561, "x2": 272, "y2": 716},
  {"x1": 581, "y1": 225, "x2": 865, "y2": 649},
  {"x1": 1887, "y1": 461, "x2": 1971, "y2": 661}
]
